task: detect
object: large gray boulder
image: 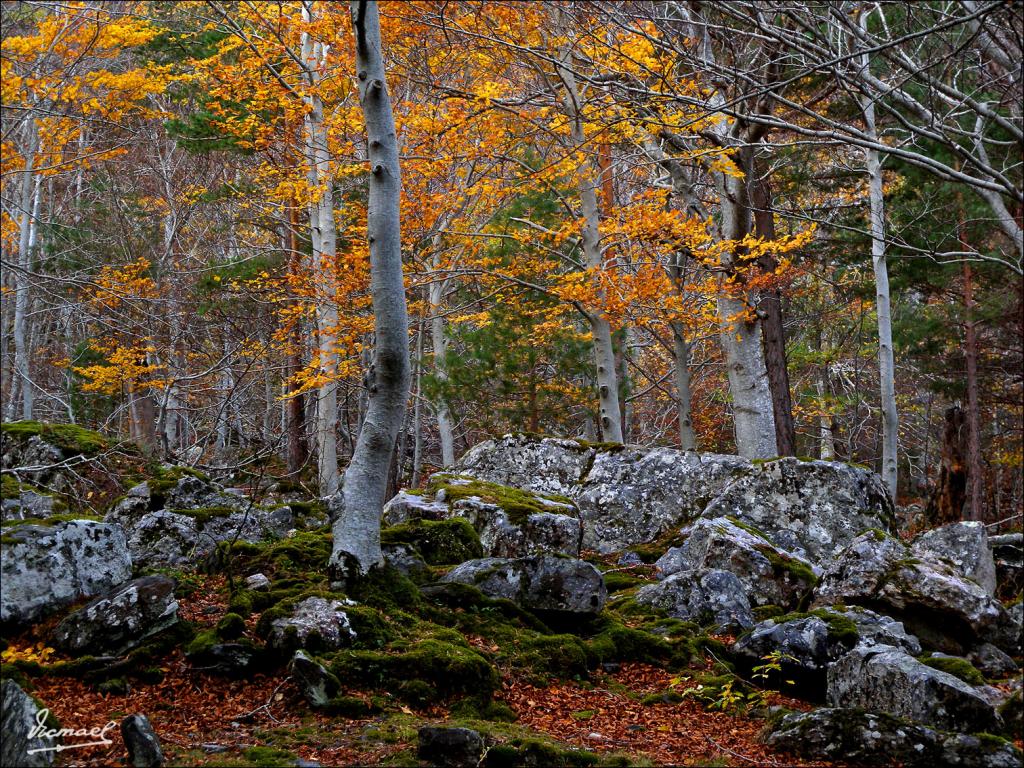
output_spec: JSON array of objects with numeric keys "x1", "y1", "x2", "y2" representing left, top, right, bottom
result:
[
  {"x1": 575, "y1": 448, "x2": 747, "y2": 552},
  {"x1": 1, "y1": 679, "x2": 57, "y2": 767},
  {"x1": 827, "y1": 644, "x2": 1000, "y2": 732},
  {"x1": 268, "y1": 597, "x2": 356, "y2": 652},
  {"x1": 633, "y1": 568, "x2": 753, "y2": 631},
  {"x1": 454, "y1": 434, "x2": 594, "y2": 497},
  {"x1": 51, "y1": 576, "x2": 178, "y2": 656},
  {"x1": 732, "y1": 607, "x2": 920, "y2": 697},
  {"x1": 442, "y1": 554, "x2": 607, "y2": 615},
  {"x1": 913, "y1": 521, "x2": 997, "y2": 596},
  {"x1": 699, "y1": 457, "x2": 895, "y2": 564},
  {"x1": 382, "y1": 491, "x2": 449, "y2": 525},
  {"x1": 655, "y1": 517, "x2": 816, "y2": 609},
  {"x1": 1, "y1": 434, "x2": 64, "y2": 490},
  {"x1": 1, "y1": 519, "x2": 132, "y2": 625},
  {"x1": 814, "y1": 530, "x2": 1018, "y2": 655},
  {"x1": 764, "y1": 707, "x2": 1022, "y2": 768}
]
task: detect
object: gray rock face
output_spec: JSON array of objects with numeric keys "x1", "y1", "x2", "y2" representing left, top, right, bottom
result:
[
  {"x1": 1, "y1": 519, "x2": 132, "y2": 625},
  {"x1": 699, "y1": 457, "x2": 895, "y2": 564},
  {"x1": 1, "y1": 679, "x2": 57, "y2": 767},
  {"x1": 383, "y1": 478, "x2": 582, "y2": 559},
  {"x1": 814, "y1": 530, "x2": 1018, "y2": 655},
  {"x1": 442, "y1": 554, "x2": 607, "y2": 615},
  {"x1": 827, "y1": 644, "x2": 999, "y2": 732},
  {"x1": 1, "y1": 489, "x2": 56, "y2": 522},
  {"x1": 108, "y1": 476, "x2": 296, "y2": 568},
  {"x1": 268, "y1": 597, "x2": 356, "y2": 652},
  {"x1": 765, "y1": 707, "x2": 1022, "y2": 768},
  {"x1": 382, "y1": 491, "x2": 449, "y2": 525},
  {"x1": 634, "y1": 569, "x2": 753, "y2": 631},
  {"x1": 417, "y1": 725, "x2": 484, "y2": 768},
  {"x1": 52, "y1": 576, "x2": 178, "y2": 656},
  {"x1": 455, "y1": 434, "x2": 593, "y2": 497},
  {"x1": 451, "y1": 437, "x2": 894, "y2": 558},
  {"x1": 913, "y1": 521, "x2": 997, "y2": 596},
  {"x1": 655, "y1": 517, "x2": 816, "y2": 609},
  {"x1": 1, "y1": 434, "x2": 64, "y2": 490},
  {"x1": 733, "y1": 607, "x2": 920, "y2": 697},
  {"x1": 289, "y1": 650, "x2": 340, "y2": 707},
  {"x1": 245, "y1": 573, "x2": 271, "y2": 591},
  {"x1": 382, "y1": 544, "x2": 430, "y2": 582},
  {"x1": 121, "y1": 714, "x2": 164, "y2": 768},
  {"x1": 450, "y1": 498, "x2": 581, "y2": 558},
  {"x1": 576, "y1": 448, "x2": 746, "y2": 552}
]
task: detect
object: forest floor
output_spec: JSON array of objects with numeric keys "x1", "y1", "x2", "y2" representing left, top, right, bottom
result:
[{"x1": 17, "y1": 573, "x2": 825, "y2": 768}]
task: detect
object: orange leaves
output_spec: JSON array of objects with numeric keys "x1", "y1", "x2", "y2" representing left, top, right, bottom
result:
[{"x1": 72, "y1": 341, "x2": 164, "y2": 395}]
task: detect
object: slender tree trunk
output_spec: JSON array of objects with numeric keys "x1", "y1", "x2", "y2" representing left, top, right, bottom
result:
[
  {"x1": 428, "y1": 274, "x2": 455, "y2": 467},
  {"x1": 555, "y1": 14, "x2": 624, "y2": 444},
  {"x1": 926, "y1": 405, "x2": 967, "y2": 526},
  {"x1": 301, "y1": 1, "x2": 340, "y2": 496},
  {"x1": 13, "y1": 118, "x2": 39, "y2": 421},
  {"x1": 286, "y1": 204, "x2": 309, "y2": 476},
  {"x1": 750, "y1": 164, "x2": 796, "y2": 455},
  {"x1": 411, "y1": 313, "x2": 424, "y2": 487},
  {"x1": 859, "y1": 9, "x2": 899, "y2": 499},
  {"x1": 962, "y1": 262, "x2": 983, "y2": 521},
  {"x1": 668, "y1": 256, "x2": 697, "y2": 450},
  {"x1": 331, "y1": 0, "x2": 411, "y2": 579}
]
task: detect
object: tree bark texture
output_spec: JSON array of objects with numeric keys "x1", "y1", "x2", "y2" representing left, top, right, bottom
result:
[
  {"x1": 331, "y1": 0, "x2": 411, "y2": 579},
  {"x1": 926, "y1": 405, "x2": 968, "y2": 526}
]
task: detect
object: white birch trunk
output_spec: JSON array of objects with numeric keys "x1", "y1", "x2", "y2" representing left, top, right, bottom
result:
[
  {"x1": 429, "y1": 281, "x2": 456, "y2": 467},
  {"x1": 301, "y1": 1, "x2": 340, "y2": 496},
  {"x1": 12, "y1": 118, "x2": 39, "y2": 421},
  {"x1": 860, "y1": 9, "x2": 899, "y2": 498}
]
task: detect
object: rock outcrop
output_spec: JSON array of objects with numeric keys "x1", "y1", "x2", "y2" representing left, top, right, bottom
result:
[
  {"x1": 826, "y1": 644, "x2": 1000, "y2": 732},
  {"x1": 1, "y1": 519, "x2": 132, "y2": 625},
  {"x1": 51, "y1": 576, "x2": 178, "y2": 656},
  {"x1": 634, "y1": 569, "x2": 754, "y2": 631},
  {"x1": 442, "y1": 554, "x2": 606, "y2": 615},
  {"x1": 0, "y1": 679, "x2": 57, "y2": 767},
  {"x1": 814, "y1": 530, "x2": 1018, "y2": 655},
  {"x1": 765, "y1": 708, "x2": 1021, "y2": 768}
]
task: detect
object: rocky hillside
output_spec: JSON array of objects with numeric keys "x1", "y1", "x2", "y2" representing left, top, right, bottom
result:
[{"x1": 1, "y1": 427, "x2": 1021, "y2": 767}]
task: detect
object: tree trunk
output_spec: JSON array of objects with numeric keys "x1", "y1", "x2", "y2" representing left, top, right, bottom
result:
[
  {"x1": 301, "y1": 1, "x2": 340, "y2": 496},
  {"x1": 715, "y1": 169, "x2": 777, "y2": 458},
  {"x1": 286, "y1": 204, "x2": 309, "y2": 476},
  {"x1": 925, "y1": 405, "x2": 967, "y2": 526},
  {"x1": 12, "y1": 118, "x2": 39, "y2": 421},
  {"x1": 668, "y1": 256, "x2": 697, "y2": 450},
  {"x1": 860, "y1": 9, "x2": 899, "y2": 500},
  {"x1": 962, "y1": 262, "x2": 983, "y2": 521},
  {"x1": 555, "y1": 12, "x2": 624, "y2": 444},
  {"x1": 428, "y1": 273, "x2": 455, "y2": 467},
  {"x1": 331, "y1": 0, "x2": 411, "y2": 579},
  {"x1": 749, "y1": 164, "x2": 796, "y2": 456}
]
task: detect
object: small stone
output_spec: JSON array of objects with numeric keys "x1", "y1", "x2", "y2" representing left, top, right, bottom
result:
[
  {"x1": 617, "y1": 551, "x2": 643, "y2": 567},
  {"x1": 245, "y1": 573, "x2": 271, "y2": 591},
  {"x1": 121, "y1": 714, "x2": 164, "y2": 768},
  {"x1": 289, "y1": 651, "x2": 340, "y2": 708},
  {"x1": 201, "y1": 744, "x2": 228, "y2": 754}
]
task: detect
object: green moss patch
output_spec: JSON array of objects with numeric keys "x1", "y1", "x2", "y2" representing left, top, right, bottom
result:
[
  {"x1": 428, "y1": 475, "x2": 574, "y2": 526},
  {"x1": 919, "y1": 655, "x2": 986, "y2": 686},
  {"x1": 0, "y1": 421, "x2": 113, "y2": 456},
  {"x1": 381, "y1": 518, "x2": 483, "y2": 565}
]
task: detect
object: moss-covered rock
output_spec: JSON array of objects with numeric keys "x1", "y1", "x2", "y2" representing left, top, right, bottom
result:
[
  {"x1": 1, "y1": 421, "x2": 112, "y2": 456},
  {"x1": 918, "y1": 654, "x2": 987, "y2": 686},
  {"x1": 381, "y1": 518, "x2": 483, "y2": 565},
  {"x1": 331, "y1": 639, "x2": 498, "y2": 704},
  {"x1": 428, "y1": 475, "x2": 575, "y2": 527}
]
